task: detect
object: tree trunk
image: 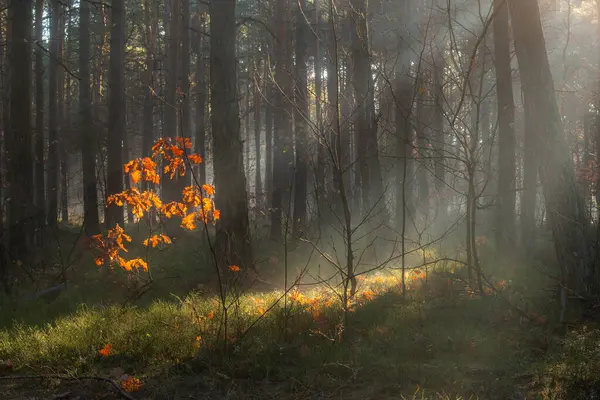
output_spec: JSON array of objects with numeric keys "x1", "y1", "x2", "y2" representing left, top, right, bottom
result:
[
  {"x1": 293, "y1": 0, "x2": 309, "y2": 237},
  {"x1": 80, "y1": 0, "x2": 100, "y2": 235},
  {"x1": 210, "y1": 0, "x2": 253, "y2": 270},
  {"x1": 253, "y1": 49, "x2": 263, "y2": 211},
  {"x1": 47, "y1": 0, "x2": 60, "y2": 228},
  {"x1": 264, "y1": 62, "x2": 273, "y2": 203},
  {"x1": 163, "y1": 0, "x2": 181, "y2": 204},
  {"x1": 143, "y1": 0, "x2": 156, "y2": 166},
  {"x1": 493, "y1": 0, "x2": 516, "y2": 253},
  {"x1": 8, "y1": 0, "x2": 34, "y2": 261},
  {"x1": 34, "y1": 0, "x2": 45, "y2": 236},
  {"x1": 509, "y1": 0, "x2": 595, "y2": 295},
  {"x1": 270, "y1": 0, "x2": 293, "y2": 241},
  {"x1": 180, "y1": 0, "x2": 191, "y2": 142},
  {"x1": 194, "y1": 10, "x2": 206, "y2": 186},
  {"x1": 60, "y1": 4, "x2": 70, "y2": 224},
  {"x1": 106, "y1": 0, "x2": 126, "y2": 228},
  {"x1": 350, "y1": 0, "x2": 386, "y2": 221},
  {"x1": 433, "y1": 52, "x2": 446, "y2": 225}
]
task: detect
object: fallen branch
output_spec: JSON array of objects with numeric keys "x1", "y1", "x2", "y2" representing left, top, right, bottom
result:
[{"x1": 0, "y1": 374, "x2": 136, "y2": 400}]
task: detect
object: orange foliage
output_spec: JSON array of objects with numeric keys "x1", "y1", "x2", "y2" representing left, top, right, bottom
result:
[
  {"x1": 143, "y1": 234, "x2": 172, "y2": 248},
  {"x1": 120, "y1": 376, "x2": 143, "y2": 392},
  {"x1": 98, "y1": 344, "x2": 112, "y2": 357},
  {"x1": 92, "y1": 138, "x2": 220, "y2": 274},
  {"x1": 229, "y1": 265, "x2": 241, "y2": 272}
]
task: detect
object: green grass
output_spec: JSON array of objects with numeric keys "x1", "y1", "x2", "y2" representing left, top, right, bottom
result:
[
  {"x1": 0, "y1": 230, "x2": 594, "y2": 399},
  {"x1": 0, "y1": 266, "x2": 559, "y2": 399}
]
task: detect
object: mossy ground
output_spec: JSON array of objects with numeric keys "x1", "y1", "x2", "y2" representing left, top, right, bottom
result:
[{"x1": 0, "y1": 228, "x2": 597, "y2": 399}]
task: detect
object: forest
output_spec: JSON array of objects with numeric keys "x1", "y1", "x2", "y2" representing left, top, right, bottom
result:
[{"x1": 0, "y1": 0, "x2": 600, "y2": 398}]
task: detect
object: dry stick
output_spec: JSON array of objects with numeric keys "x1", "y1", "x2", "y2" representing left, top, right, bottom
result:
[{"x1": 0, "y1": 375, "x2": 136, "y2": 400}]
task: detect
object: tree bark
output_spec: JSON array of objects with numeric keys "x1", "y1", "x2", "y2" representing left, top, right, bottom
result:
[
  {"x1": 493, "y1": 0, "x2": 516, "y2": 253},
  {"x1": 47, "y1": 0, "x2": 60, "y2": 228},
  {"x1": 60, "y1": 4, "x2": 70, "y2": 224},
  {"x1": 80, "y1": 0, "x2": 100, "y2": 235},
  {"x1": 106, "y1": 0, "x2": 126, "y2": 228},
  {"x1": 8, "y1": 0, "x2": 34, "y2": 261},
  {"x1": 194, "y1": 10, "x2": 206, "y2": 186},
  {"x1": 34, "y1": 0, "x2": 45, "y2": 235},
  {"x1": 270, "y1": 0, "x2": 294, "y2": 241},
  {"x1": 509, "y1": 0, "x2": 595, "y2": 295},
  {"x1": 253, "y1": 49, "x2": 263, "y2": 211},
  {"x1": 293, "y1": 0, "x2": 309, "y2": 238},
  {"x1": 433, "y1": 52, "x2": 446, "y2": 225},
  {"x1": 350, "y1": 0, "x2": 386, "y2": 221},
  {"x1": 210, "y1": 0, "x2": 253, "y2": 270}
]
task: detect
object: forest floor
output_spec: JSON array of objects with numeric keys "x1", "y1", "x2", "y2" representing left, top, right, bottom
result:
[{"x1": 0, "y1": 231, "x2": 598, "y2": 399}]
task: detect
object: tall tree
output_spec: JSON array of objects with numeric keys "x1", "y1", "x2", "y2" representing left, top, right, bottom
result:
[
  {"x1": 293, "y1": 0, "x2": 309, "y2": 237},
  {"x1": 350, "y1": 0, "x2": 386, "y2": 220},
  {"x1": 270, "y1": 0, "x2": 293, "y2": 241},
  {"x1": 8, "y1": 0, "x2": 34, "y2": 261},
  {"x1": 508, "y1": 0, "x2": 594, "y2": 295},
  {"x1": 34, "y1": 0, "x2": 45, "y2": 235},
  {"x1": 80, "y1": 0, "x2": 100, "y2": 235},
  {"x1": 194, "y1": 9, "x2": 206, "y2": 185},
  {"x1": 163, "y1": 0, "x2": 181, "y2": 204},
  {"x1": 210, "y1": 0, "x2": 253, "y2": 269},
  {"x1": 433, "y1": 52, "x2": 446, "y2": 226},
  {"x1": 253, "y1": 48, "x2": 263, "y2": 210},
  {"x1": 493, "y1": 0, "x2": 516, "y2": 253},
  {"x1": 180, "y1": 0, "x2": 191, "y2": 141},
  {"x1": 106, "y1": 0, "x2": 126, "y2": 227},
  {"x1": 47, "y1": 0, "x2": 60, "y2": 228},
  {"x1": 60, "y1": 2, "x2": 70, "y2": 224}
]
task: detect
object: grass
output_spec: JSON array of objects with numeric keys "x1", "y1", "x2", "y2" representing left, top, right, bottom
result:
[{"x1": 0, "y1": 231, "x2": 597, "y2": 399}]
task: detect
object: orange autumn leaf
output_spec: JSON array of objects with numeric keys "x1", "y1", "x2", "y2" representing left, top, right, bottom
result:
[
  {"x1": 229, "y1": 265, "x2": 241, "y2": 272},
  {"x1": 98, "y1": 343, "x2": 112, "y2": 357},
  {"x1": 130, "y1": 170, "x2": 142, "y2": 184},
  {"x1": 181, "y1": 212, "x2": 197, "y2": 230},
  {"x1": 188, "y1": 154, "x2": 203, "y2": 164},
  {"x1": 202, "y1": 184, "x2": 215, "y2": 195},
  {"x1": 94, "y1": 257, "x2": 104, "y2": 266},
  {"x1": 213, "y1": 209, "x2": 221, "y2": 221},
  {"x1": 121, "y1": 376, "x2": 143, "y2": 393},
  {"x1": 207, "y1": 311, "x2": 215, "y2": 320}
]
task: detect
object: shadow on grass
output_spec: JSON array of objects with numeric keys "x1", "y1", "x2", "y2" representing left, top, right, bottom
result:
[{"x1": 0, "y1": 268, "x2": 552, "y2": 400}]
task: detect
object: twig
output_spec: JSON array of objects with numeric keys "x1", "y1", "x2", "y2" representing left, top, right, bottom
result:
[{"x1": 0, "y1": 374, "x2": 136, "y2": 400}]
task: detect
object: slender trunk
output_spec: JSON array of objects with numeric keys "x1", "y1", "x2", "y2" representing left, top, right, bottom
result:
[
  {"x1": 433, "y1": 52, "x2": 446, "y2": 224},
  {"x1": 314, "y1": 0, "x2": 322, "y2": 214},
  {"x1": 80, "y1": 0, "x2": 100, "y2": 235},
  {"x1": 493, "y1": 0, "x2": 516, "y2": 253},
  {"x1": 60, "y1": 5, "x2": 70, "y2": 224},
  {"x1": 163, "y1": 0, "x2": 181, "y2": 204},
  {"x1": 264, "y1": 64, "x2": 273, "y2": 203},
  {"x1": 350, "y1": 0, "x2": 386, "y2": 221},
  {"x1": 270, "y1": 0, "x2": 293, "y2": 241},
  {"x1": 106, "y1": 0, "x2": 126, "y2": 227},
  {"x1": 194, "y1": 11, "x2": 206, "y2": 185},
  {"x1": 34, "y1": 0, "x2": 45, "y2": 235},
  {"x1": 293, "y1": 0, "x2": 309, "y2": 237},
  {"x1": 254, "y1": 51, "x2": 263, "y2": 210},
  {"x1": 47, "y1": 0, "x2": 60, "y2": 228},
  {"x1": 395, "y1": 71, "x2": 414, "y2": 231},
  {"x1": 416, "y1": 73, "x2": 429, "y2": 216},
  {"x1": 143, "y1": 0, "x2": 156, "y2": 164}
]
